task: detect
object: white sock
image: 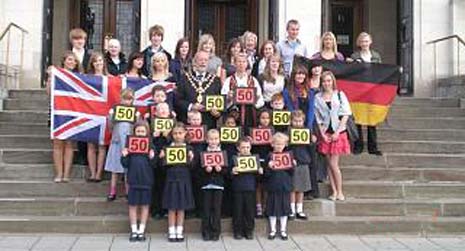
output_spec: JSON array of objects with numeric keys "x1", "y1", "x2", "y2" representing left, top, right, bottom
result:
[
  {"x1": 168, "y1": 226, "x2": 176, "y2": 236},
  {"x1": 176, "y1": 226, "x2": 184, "y2": 235},
  {"x1": 269, "y1": 216, "x2": 277, "y2": 233},
  {"x1": 138, "y1": 224, "x2": 146, "y2": 234},
  {"x1": 131, "y1": 224, "x2": 137, "y2": 233},
  {"x1": 280, "y1": 216, "x2": 288, "y2": 232},
  {"x1": 290, "y1": 203, "x2": 296, "y2": 214},
  {"x1": 296, "y1": 203, "x2": 303, "y2": 213}
]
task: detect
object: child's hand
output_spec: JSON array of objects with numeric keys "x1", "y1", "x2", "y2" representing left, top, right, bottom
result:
[
  {"x1": 321, "y1": 134, "x2": 330, "y2": 143},
  {"x1": 232, "y1": 167, "x2": 239, "y2": 175},
  {"x1": 210, "y1": 109, "x2": 221, "y2": 118},
  {"x1": 214, "y1": 165, "x2": 222, "y2": 172},
  {"x1": 293, "y1": 160, "x2": 297, "y2": 166},
  {"x1": 330, "y1": 132, "x2": 340, "y2": 142},
  {"x1": 159, "y1": 150, "x2": 165, "y2": 158},
  {"x1": 311, "y1": 134, "x2": 318, "y2": 143},
  {"x1": 188, "y1": 151, "x2": 194, "y2": 161},
  {"x1": 109, "y1": 108, "x2": 114, "y2": 115},
  {"x1": 268, "y1": 161, "x2": 275, "y2": 169},
  {"x1": 162, "y1": 130, "x2": 171, "y2": 138},
  {"x1": 135, "y1": 111, "x2": 141, "y2": 118},
  {"x1": 144, "y1": 113, "x2": 150, "y2": 120},
  {"x1": 206, "y1": 166, "x2": 213, "y2": 173},
  {"x1": 171, "y1": 111, "x2": 177, "y2": 117},
  {"x1": 153, "y1": 131, "x2": 161, "y2": 137},
  {"x1": 149, "y1": 149, "x2": 155, "y2": 159},
  {"x1": 258, "y1": 167, "x2": 264, "y2": 175},
  {"x1": 122, "y1": 148, "x2": 129, "y2": 157}
]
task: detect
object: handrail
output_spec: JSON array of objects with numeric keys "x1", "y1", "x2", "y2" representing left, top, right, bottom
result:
[
  {"x1": 426, "y1": 35, "x2": 465, "y2": 95},
  {"x1": 0, "y1": 22, "x2": 28, "y2": 41}
]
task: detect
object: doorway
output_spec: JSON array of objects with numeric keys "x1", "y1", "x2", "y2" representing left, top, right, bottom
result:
[{"x1": 185, "y1": 0, "x2": 258, "y2": 57}]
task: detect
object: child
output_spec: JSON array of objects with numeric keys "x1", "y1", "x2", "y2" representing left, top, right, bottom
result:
[
  {"x1": 200, "y1": 129, "x2": 227, "y2": 241},
  {"x1": 159, "y1": 122, "x2": 195, "y2": 242},
  {"x1": 146, "y1": 85, "x2": 175, "y2": 119},
  {"x1": 187, "y1": 110, "x2": 207, "y2": 218},
  {"x1": 251, "y1": 109, "x2": 273, "y2": 218},
  {"x1": 104, "y1": 88, "x2": 138, "y2": 201},
  {"x1": 264, "y1": 132, "x2": 294, "y2": 240},
  {"x1": 121, "y1": 120, "x2": 156, "y2": 242},
  {"x1": 151, "y1": 102, "x2": 173, "y2": 219},
  {"x1": 231, "y1": 137, "x2": 263, "y2": 240},
  {"x1": 221, "y1": 113, "x2": 238, "y2": 217},
  {"x1": 142, "y1": 24, "x2": 172, "y2": 78},
  {"x1": 288, "y1": 110, "x2": 312, "y2": 220},
  {"x1": 270, "y1": 93, "x2": 289, "y2": 133}
]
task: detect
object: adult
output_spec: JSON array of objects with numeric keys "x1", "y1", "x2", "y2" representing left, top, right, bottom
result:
[
  {"x1": 258, "y1": 54, "x2": 286, "y2": 106},
  {"x1": 277, "y1": 19, "x2": 309, "y2": 77},
  {"x1": 314, "y1": 71, "x2": 352, "y2": 201},
  {"x1": 242, "y1": 31, "x2": 259, "y2": 76},
  {"x1": 141, "y1": 24, "x2": 172, "y2": 78},
  {"x1": 151, "y1": 52, "x2": 177, "y2": 110},
  {"x1": 85, "y1": 52, "x2": 108, "y2": 182},
  {"x1": 125, "y1": 52, "x2": 145, "y2": 78},
  {"x1": 221, "y1": 38, "x2": 244, "y2": 82},
  {"x1": 197, "y1": 34, "x2": 222, "y2": 77},
  {"x1": 169, "y1": 38, "x2": 192, "y2": 83},
  {"x1": 105, "y1": 38, "x2": 128, "y2": 76},
  {"x1": 348, "y1": 32, "x2": 382, "y2": 155},
  {"x1": 311, "y1": 32, "x2": 345, "y2": 61},
  {"x1": 257, "y1": 40, "x2": 278, "y2": 76},
  {"x1": 49, "y1": 51, "x2": 81, "y2": 183},
  {"x1": 175, "y1": 50, "x2": 222, "y2": 129}
]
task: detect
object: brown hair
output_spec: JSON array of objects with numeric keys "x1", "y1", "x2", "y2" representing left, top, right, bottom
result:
[
  {"x1": 148, "y1": 25, "x2": 164, "y2": 40},
  {"x1": 151, "y1": 85, "x2": 167, "y2": 96},
  {"x1": 236, "y1": 136, "x2": 252, "y2": 147},
  {"x1": 225, "y1": 38, "x2": 244, "y2": 63},
  {"x1": 271, "y1": 93, "x2": 284, "y2": 103},
  {"x1": 133, "y1": 120, "x2": 150, "y2": 135},
  {"x1": 286, "y1": 19, "x2": 299, "y2": 30},
  {"x1": 321, "y1": 71, "x2": 338, "y2": 91},
  {"x1": 86, "y1": 52, "x2": 108, "y2": 75},
  {"x1": 174, "y1": 37, "x2": 191, "y2": 60},
  {"x1": 291, "y1": 109, "x2": 306, "y2": 120},
  {"x1": 287, "y1": 65, "x2": 309, "y2": 104},
  {"x1": 61, "y1": 51, "x2": 81, "y2": 73},
  {"x1": 69, "y1": 28, "x2": 87, "y2": 41},
  {"x1": 259, "y1": 40, "x2": 277, "y2": 58},
  {"x1": 262, "y1": 54, "x2": 284, "y2": 83},
  {"x1": 126, "y1": 52, "x2": 144, "y2": 76},
  {"x1": 120, "y1": 88, "x2": 135, "y2": 100}
]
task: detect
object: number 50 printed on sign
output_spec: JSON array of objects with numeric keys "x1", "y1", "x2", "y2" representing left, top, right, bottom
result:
[
  {"x1": 113, "y1": 105, "x2": 137, "y2": 123},
  {"x1": 165, "y1": 147, "x2": 187, "y2": 165},
  {"x1": 127, "y1": 136, "x2": 150, "y2": 154},
  {"x1": 289, "y1": 128, "x2": 311, "y2": 145},
  {"x1": 234, "y1": 87, "x2": 256, "y2": 105},
  {"x1": 234, "y1": 155, "x2": 259, "y2": 173},
  {"x1": 205, "y1": 95, "x2": 225, "y2": 112},
  {"x1": 220, "y1": 127, "x2": 241, "y2": 143},
  {"x1": 201, "y1": 151, "x2": 227, "y2": 167}
]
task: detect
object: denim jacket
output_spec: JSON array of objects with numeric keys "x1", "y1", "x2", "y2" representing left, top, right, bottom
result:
[{"x1": 314, "y1": 90, "x2": 352, "y2": 133}]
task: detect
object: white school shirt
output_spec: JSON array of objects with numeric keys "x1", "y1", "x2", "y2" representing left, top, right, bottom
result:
[{"x1": 221, "y1": 73, "x2": 265, "y2": 109}]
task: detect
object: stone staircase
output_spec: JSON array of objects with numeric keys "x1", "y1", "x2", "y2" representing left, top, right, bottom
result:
[{"x1": 1, "y1": 89, "x2": 465, "y2": 235}]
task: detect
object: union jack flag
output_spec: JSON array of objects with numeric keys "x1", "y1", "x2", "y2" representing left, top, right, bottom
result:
[{"x1": 50, "y1": 67, "x2": 159, "y2": 145}]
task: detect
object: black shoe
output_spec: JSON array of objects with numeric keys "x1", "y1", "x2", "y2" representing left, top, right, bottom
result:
[
  {"x1": 244, "y1": 232, "x2": 254, "y2": 240},
  {"x1": 137, "y1": 233, "x2": 146, "y2": 241},
  {"x1": 353, "y1": 148, "x2": 363, "y2": 155},
  {"x1": 211, "y1": 235, "x2": 220, "y2": 241},
  {"x1": 368, "y1": 150, "x2": 383, "y2": 156},
  {"x1": 129, "y1": 232, "x2": 138, "y2": 242},
  {"x1": 280, "y1": 231, "x2": 288, "y2": 240},
  {"x1": 288, "y1": 213, "x2": 295, "y2": 221},
  {"x1": 202, "y1": 233, "x2": 211, "y2": 241},
  {"x1": 296, "y1": 212, "x2": 308, "y2": 220},
  {"x1": 233, "y1": 233, "x2": 243, "y2": 240},
  {"x1": 176, "y1": 233, "x2": 184, "y2": 242},
  {"x1": 268, "y1": 231, "x2": 276, "y2": 240},
  {"x1": 168, "y1": 234, "x2": 176, "y2": 242},
  {"x1": 107, "y1": 194, "x2": 116, "y2": 202}
]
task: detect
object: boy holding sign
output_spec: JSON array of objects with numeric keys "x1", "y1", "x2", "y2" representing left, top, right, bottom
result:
[
  {"x1": 288, "y1": 110, "x2": 315, "y2": 220},
  {"x1": 199, "y1": 129, "x2": 227, "y2": 241},
  {"x1": 121, "y1": 121, "x2": 156, "y2": 242},
  {"x1": 230, "y1": 137, "x2": 263, "y2": 240},
  {"x1": 270, "y1": 93, "x2": 291, "y2": 133},
  {"x1": 159, "y1": 122, "x2": 195, "y2": 242},
  {"x1": 264, "y1": 133, "x2": 295, "y2": 240}
]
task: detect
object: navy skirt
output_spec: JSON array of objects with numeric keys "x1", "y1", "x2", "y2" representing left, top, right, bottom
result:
[
  {"x1": 265, "y1": 191, "x2": 291, "y2": 217},
  {"x1": 128, "y1": 188, "x2": 152, "y2": 206},
  {"x1": 162, "y1": 167, "x2": 195, "y2": 210}
]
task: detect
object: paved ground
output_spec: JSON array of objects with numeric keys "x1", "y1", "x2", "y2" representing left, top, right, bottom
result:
[{"x1": 0, "y1": 234, "x2": 464, "y2": 251}]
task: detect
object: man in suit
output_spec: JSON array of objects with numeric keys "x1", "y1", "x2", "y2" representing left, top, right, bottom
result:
[{"x1": 175, "y1": 50, "x2": 222, "y2": 129}]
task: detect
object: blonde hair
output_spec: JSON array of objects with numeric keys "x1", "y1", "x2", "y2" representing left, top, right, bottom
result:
[
  {"x1": 197, "y1": 34, "x2": 216, "y2": 55},
  {"x1": 121, "y1": 88, "x2": 135, "y2": 100},
  {"x1": 356, "y1": 32, "x2": 372, "y2": 48},
  {"x1": 272, "y1": 132, "x2": 289, "y2": 144},
  {"x1": 207, "y1": 128, "x2": 220, "y2": 138},
  {"x1": 320, "y1": 32, "x2": 338, "y2": 54},
  {"x1": 107, "y1": 38, "x2": 121, "y2": 49},
  {"x1": 187, "y1": 110, "x2": 202, "y2": 120},
  {"x1": 242, "y1": 31, "x2": 257, "y2": 45},
  {"x1": 69, "y1": 28, "x2": 87, "y2": 41},
  {"x1": 151, "y1": 52, "x2": 169, "y2": 77},
  {"x1": 291, "y1": 110, "x2": 306, "y2": 120},
  {"x1": 321, "y1": 71, "x2": 338, "y2": 91},
  {"x1": 148, "y1": 25, "x2": 165, "y2": 40},
  {"x1": 262, "y1": 53, "x2": 284, "y2": 82}
]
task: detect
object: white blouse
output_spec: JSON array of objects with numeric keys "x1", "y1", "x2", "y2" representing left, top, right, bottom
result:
[{"x1": 262, "y1": 75, "x2": 285, "y2": 102}]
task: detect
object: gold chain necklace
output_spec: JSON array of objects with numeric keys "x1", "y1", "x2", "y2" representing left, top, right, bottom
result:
[{"x1": 185, "y1": 71, "x2": 216, "y2": 103}]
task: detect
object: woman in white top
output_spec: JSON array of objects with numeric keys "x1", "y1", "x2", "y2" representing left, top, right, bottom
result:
[
  {"x1": 257, "y1": 40, "x2": 278, "y2": 77},
  {"x1": 258, "y1": 53, "x2": 286, "y2": 106},
  {"x1": 314, "y1": 71, "x2": 352, "y2": 201}
]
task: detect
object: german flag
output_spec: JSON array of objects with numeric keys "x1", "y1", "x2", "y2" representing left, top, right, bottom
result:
[{"x1": 295, "y1": 56, "x2": 401, "y2": 126}]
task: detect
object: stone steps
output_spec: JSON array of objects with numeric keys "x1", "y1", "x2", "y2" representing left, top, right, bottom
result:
[
  {"x1": 0, "y1": 180, "x2": 463, "y2": 199},
  {"x1": 380, "y1": 117, "x2": 465, "y2": 129},
  {"x1": 3, "y1": 98, "x2": 49, "y2": 111},
  {"x1": 0, "y1": 122, "x2": 48, "y2": 135},
  {"x1": 8, "y1": 89, "x2": 47, "y2": 100},
  {"x1": 391, "y1": 97, "x2": 460, "y2": 107},
  {"x1": 0, "y1": 215, "x2": 463, "y2": 234},
  {"x1": 377, "y1": 128, "x2": 465, "y2": 141},
  {"x1": 388, "y1": 107, "x2": 465, "y2": 117},
  {"x1": 0, "y1": 197, "x2": 464, "y2": 218}
]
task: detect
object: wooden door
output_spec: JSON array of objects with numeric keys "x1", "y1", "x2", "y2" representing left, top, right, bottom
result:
[
  {"x1": 187, "y1": 0, "x2": 258, "y2": 57},
  {"x1": 70, "y1": 0, "x2": 140, "y2": 56}
]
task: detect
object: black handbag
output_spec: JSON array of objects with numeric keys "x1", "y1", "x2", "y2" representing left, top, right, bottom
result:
[{"x1": 337, "y1": 91, "x2": 359, "y2": 146}]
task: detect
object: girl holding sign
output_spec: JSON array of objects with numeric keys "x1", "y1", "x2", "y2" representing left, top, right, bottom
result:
[
  {"x1": 314, "y1": 71, "x2": 352, "y2": 201},
  {"x1": 85, "y1": 52, "x2": 108, "y2": 182},
  {"x1": 159, "y1": 122, "x2": 195, "y2": 242},
  {"x1": 264, "y1": 132, "x2": 294, "y2": 240},
  {"x1": 121, "y1": 120, "x2": 156, "y2": 242},
  {"x1": 104, "y1": 88, "x2": 137, "y2": 201}
]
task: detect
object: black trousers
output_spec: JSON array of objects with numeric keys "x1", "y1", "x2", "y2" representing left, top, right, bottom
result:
[
  {"x1": 308, "y1": 144, "x2": 320, "y2": 197},
  {"x1": 201, "y1": 189, "x2": 223, "y2": 238},
  {"x1": 354, "y1": 125, "x2": 379, "y2": 152},
  {"x1": 232, "y1": 191, "x2": 255, "y2": 235}
]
